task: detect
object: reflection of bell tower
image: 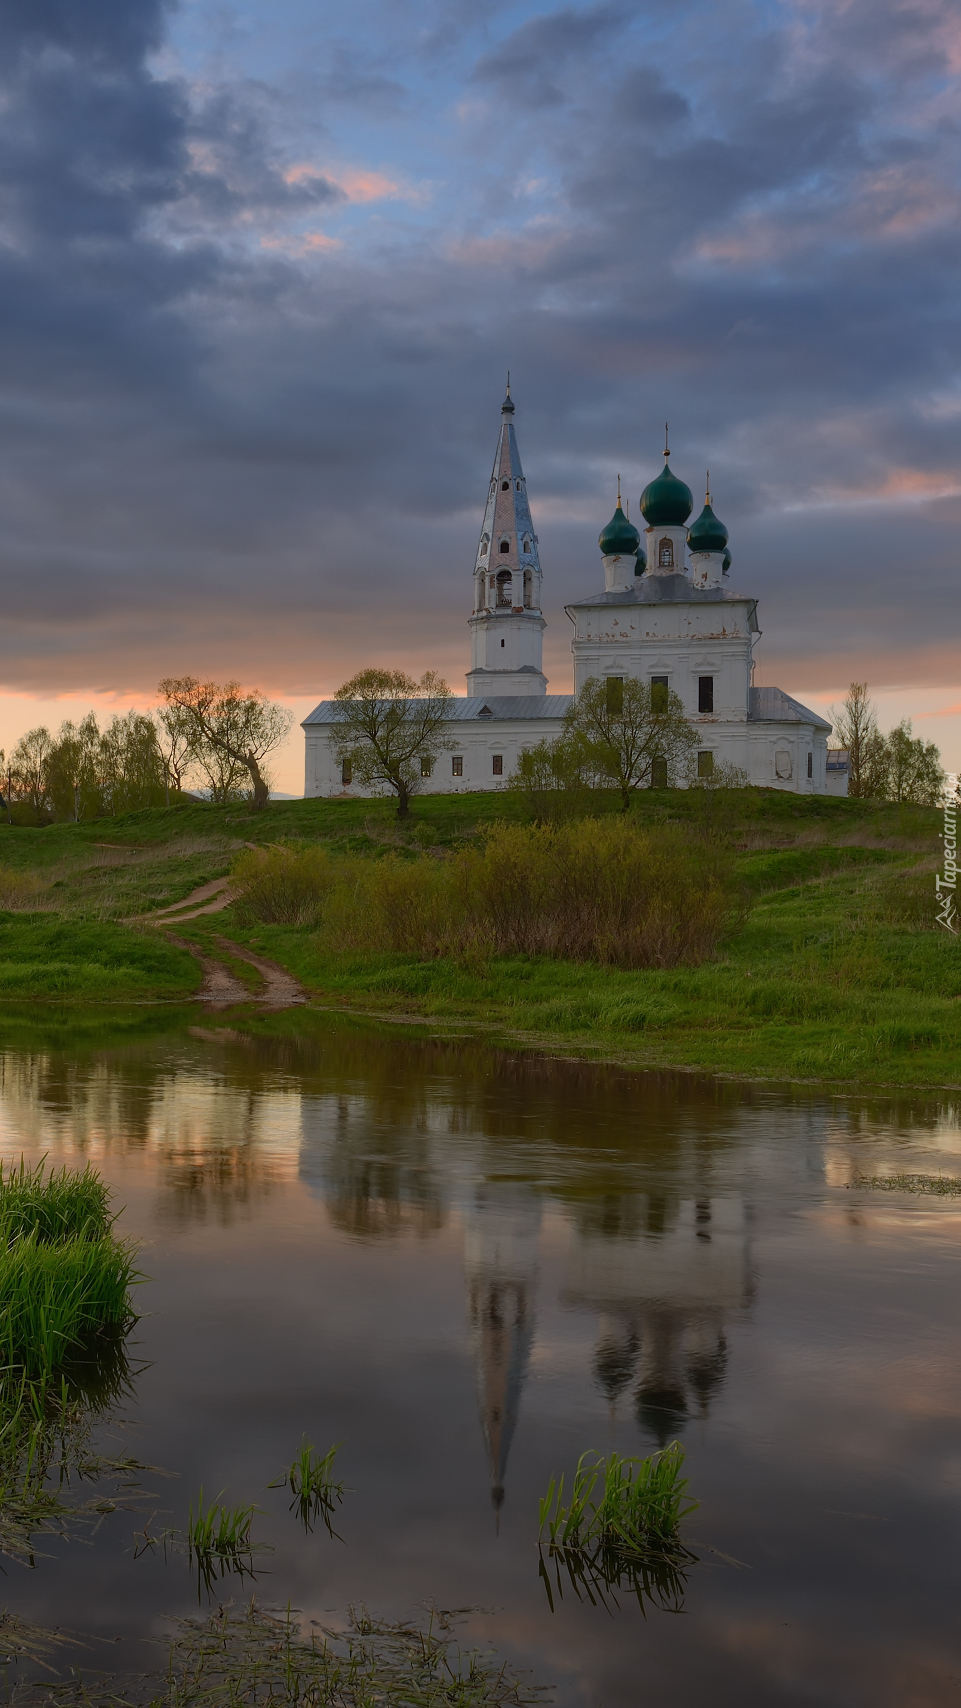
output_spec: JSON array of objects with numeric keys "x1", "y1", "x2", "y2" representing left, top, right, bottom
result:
[{"x1": 464, "y1": 1184, "x2": 541, "y2": 1515}]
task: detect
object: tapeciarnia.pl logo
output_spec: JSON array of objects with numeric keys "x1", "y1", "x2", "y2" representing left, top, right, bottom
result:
[{"x1": 937, "y1": 774, "x2": 958, "y2": 934}]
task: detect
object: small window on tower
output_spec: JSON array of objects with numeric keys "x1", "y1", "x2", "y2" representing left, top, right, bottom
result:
[
  {"x1": 500, "y1": 539, "x2": 510, "y2": 553},
  {"x1": 452, "y1": 755, "x2": 463, "y2": 777},
  {"x1": 502, "y1": 480, "x2": 510, "y2": 490},
  {"x1": 492, "y1": 755, "x2": 503, "y2": 775},
  {"x1": 516, "y1": 480, "x2": 522, "y2": 491},
  {"x1": 659, "y1": 538, "x2": 674, "y2": 568}
]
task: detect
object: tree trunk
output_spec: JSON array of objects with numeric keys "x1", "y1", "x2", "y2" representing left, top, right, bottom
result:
[
  {"x1": 396, "y1": 778, "x2": 410, "y2": 819},
  {"x1": 246, "y1": 754, "x2": 270, "y2": 811}
]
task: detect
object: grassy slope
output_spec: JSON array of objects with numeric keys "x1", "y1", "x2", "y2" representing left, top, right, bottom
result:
[{"x1": 0, "y1": 791, "x2": 958, "y2": 1086}]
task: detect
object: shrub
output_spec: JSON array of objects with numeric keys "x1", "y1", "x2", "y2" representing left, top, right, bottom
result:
[
  {"x1": 232, "y1": 843, "x2": 337, "y2": 926},
  {"x1": 0, "y1": 866, "x2": 47, "y2": 911},
  {"x1": 233, "y1": 820, "x2": 737, "y2": 970}
]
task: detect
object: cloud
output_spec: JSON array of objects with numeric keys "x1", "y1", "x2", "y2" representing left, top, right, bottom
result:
[{"x1": 0, "y1": 0, "x2": 956, "y2": 774}]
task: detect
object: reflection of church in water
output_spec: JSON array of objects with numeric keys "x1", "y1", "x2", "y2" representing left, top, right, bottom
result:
[
  {"x1": 463, "y1": 1180, "x2": 753, "y2": 1506},
  {"x1": 298, "y1": 1099, "x2": 754, "y2": 1513}
]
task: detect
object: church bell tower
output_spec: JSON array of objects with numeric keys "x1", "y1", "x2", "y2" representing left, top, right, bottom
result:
[{"x1": 466, "y1": 384, "x2": 548, "y2": 697}]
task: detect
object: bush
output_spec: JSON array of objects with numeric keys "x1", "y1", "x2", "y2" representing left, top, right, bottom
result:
[
  {"x1": 232, "y1": 844, "x2": 338, "y2": 926},
  {"x1": 233, "y1": 820, "x2": 737, "y2": 970},
  {"x1": 0, "y1": 866, "x2": 47, "y2": 911}
]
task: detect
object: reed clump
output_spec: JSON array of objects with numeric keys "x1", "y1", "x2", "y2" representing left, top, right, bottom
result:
[
  {"x1": 234, "y1": 820, "x2": 735, "y2": 969},
  {"x1": 270, "y1": 1436, "x2": 345, "y2": 1535},
  {"x1": 0, "y1": 1158, "x2": 139, "y2": 1378},
  {"x1": 186, "y1": 1489, "x2": 266, "y2": 1594},
  {"x1": 538, "y1": 1444, "x2": 698, "y2": 1612},
  {"x1": 0, "y1": 1158, "x2": 112, "y2": 1245}
]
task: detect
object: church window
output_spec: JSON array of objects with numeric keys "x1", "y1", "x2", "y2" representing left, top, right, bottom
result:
[
  {"x1": 341, "y1": 760, "x2": 352, "y2": 786},
  {"x1": 421, "y1": 756, "x2": 433, "y2": 778},
  {"x1": 698, "y1": 676, "x2": 714, "y2": 714},
  {"x1": 605, "y1": 676, "x2": 623, "y2": 714},
  {"x1": 516, "y1": 480, "x2": 522, "y2": 491},
  {"x1": 492, "y1": 755, "x2": 503, "y2": 775},
  {"x1": 697, "y1": 750, "x2": 714, "y2": 778},
  {"x1": 499, "y1": 539, "x2": 511, "y2": 553},
  {"x1": 658, "y1": 538, "x2": 674, "y2": 568},
  {"x1": 523, "y1": 569, "x2": 532, "y2": 607},
  {"x1": 651, "y1": 756, "x2": 668, "y2": 788},
  {"x1": 452, "y1": 755, "x2": 463, "y2": 777},
  {"x1": 500, "y1": 638, "x2": 505, "y2": 647},
  {"x1": 651, "y1": 675, "x2": 668, "y2": 712},
  {"x1": 807, "y1": 751, "x2": 813, "y2": 779},
  {"x1": 502, "y1": 480, "x2": 510, "y2": 490},
  {"x1": 775, "y1": 749, "x2": 792, "y2": 779}
]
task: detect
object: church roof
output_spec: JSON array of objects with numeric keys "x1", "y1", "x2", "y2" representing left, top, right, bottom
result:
[
  {"x1": 566, "y1": 578, "x2": 758, "y2": 622},
  {"x1": 302, "y1": 695, "x2": 572, "y2": 727},
  {"x1": 749, "y1": 686, "x2": 832, "y2": 730}
]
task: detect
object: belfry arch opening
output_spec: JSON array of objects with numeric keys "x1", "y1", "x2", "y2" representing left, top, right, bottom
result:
[{"x1": 496, "y1": 568, "x2": 512, "y2": 607}]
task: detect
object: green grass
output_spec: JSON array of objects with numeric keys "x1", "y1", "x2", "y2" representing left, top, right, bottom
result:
[
  {"x1": 0, "y1": 914, "x2": 200, "y2": 998},
  {"x1": 0, "y1": 790, "x2": 956, "y2": 1088},
  {"x1": 187, "y1": 1489, "x2": 265, "y2": 1593},
  {"x1": 537, "y1": 1444, "x2": 697, "y2": 1614},
  {"x1": 270, "y1": 1437, "x2": 345, "y2": 1535},
  {"x1": 0, "y1": 1235, "x2": 138, "y2": 1377},
  {"x1": 0, "y1": 1158, "x2": 112, "y2": 1245}
]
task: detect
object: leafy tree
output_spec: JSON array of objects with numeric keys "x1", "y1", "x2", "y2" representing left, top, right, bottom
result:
[
  {"x1": 829, "y1": 683, "x2": 889, "y2": 798},
  {"x1": 158, "y1": 678, "x2": 292, "y2": 811},
  {"x1": 9, "y1": 727, "x2": 53, "y2": 823},
  {"x1": 885, "y1": 719, "x2": 945, "y2": 805},
  {"x1": 508, "y1": 734, "x2": 597, "y2": 824},
  {"x1": 331, "y1": 668, "x2": 454, "y2": 819},
  {"x1": 562, "y1": 675, "x2": 697, "y2": 810},
  {"x1": 47, "y1": 713, "x2": 103, "y2": 820},
  {"x1": 153, "y1": 704, "x2": 196, "y2": 805}
]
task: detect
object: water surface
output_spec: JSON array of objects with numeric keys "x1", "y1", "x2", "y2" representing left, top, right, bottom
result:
[{"x1": 0, "y1": 1017, "x2": 959, "y2": 1706}]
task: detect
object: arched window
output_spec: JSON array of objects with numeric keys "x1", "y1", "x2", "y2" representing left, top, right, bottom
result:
[
  {"x1": 496, "y1": 569, "x2": 512, "y2": 607},
  {"x1": 516, "y1": 480, "x2": 522, "y2": 491},
  {"x1": 523, "y1": 569, "x2": 532, "y2": 608},
  {"x1": 499, "y1": 538, "x2": 511, "y2": 553},
  {"x1": 522, "y1": 536, "x2": 531, "y2": 554},
  {"x1": 502, "y1": 480, "x2": 510, "y2": 490},
  {"x1": 658, "y1": 538, "x2": 674, "y2": 568}
]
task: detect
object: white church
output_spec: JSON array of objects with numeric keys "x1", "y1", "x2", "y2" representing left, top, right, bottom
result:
[{"x1": 304, "y1": 388, "x2": 847, "y2": 797}]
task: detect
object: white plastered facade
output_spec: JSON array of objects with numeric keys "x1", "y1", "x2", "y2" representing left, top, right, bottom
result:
[{"x1": 303, "y1": 398, "x2": 843, "y2": 799}]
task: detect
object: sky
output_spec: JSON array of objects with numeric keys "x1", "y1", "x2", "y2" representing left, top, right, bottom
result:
[{"x1": 0, "y1": 0, "x2": 959, "y2": 794}]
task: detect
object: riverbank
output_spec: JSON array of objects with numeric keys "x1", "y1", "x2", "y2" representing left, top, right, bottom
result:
[{"x1": 0, "y1": 790, "x2": 957, "y2": 1089}]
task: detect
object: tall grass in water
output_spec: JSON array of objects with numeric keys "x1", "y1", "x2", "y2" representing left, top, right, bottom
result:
[
  {"x1": 538, "y1": 1444, "x2": 698, "y2": 1612},
  {"x1": 187, "y1": 1489, "x2": 266, "y2": 1595},
  {"x1": 270, "y1": 1436, "x2": 345, "y2": 1534},
  {"x1": 234, "y1": 820, "x2": 735, "y2": 968},
  {"x1": 0, "y1": 1158, "x2": 112, "y2": 1246},
  {"x1": 0, "y1": 1158, "x2": 142, "y2": 1561}
]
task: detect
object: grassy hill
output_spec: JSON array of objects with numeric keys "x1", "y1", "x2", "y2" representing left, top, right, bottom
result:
[{"x1": 0, "y1": 789, "x2": 957, "y2": 1089}]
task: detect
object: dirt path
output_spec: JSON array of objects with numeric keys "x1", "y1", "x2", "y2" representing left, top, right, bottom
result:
[
  {"x1": 161, "y1": 932, "x2": 252, "y2": 1008},
  {"x1": 213, "y1": 937, "x2": 307, "y2": 1008},
  {"x1": 159, "y1": 929, "x2": 307, "y2": 1011},
  {"x1": 128, "y1": 877, "x2": 237, "y2": 925}
]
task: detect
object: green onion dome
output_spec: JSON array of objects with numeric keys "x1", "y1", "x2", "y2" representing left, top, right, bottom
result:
[
  {"x1": 640, "y1": 459, "x2": 693, "y2": 527},
  {"x1": 687, "y1": 500, "x2": 729, "y2": 555},
  {"x1": 634, "y1": 544, "x2": 647, "y2": 576},
  {"x1": 598, "y1": 498, "x2": 641, "y2": 557}
]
